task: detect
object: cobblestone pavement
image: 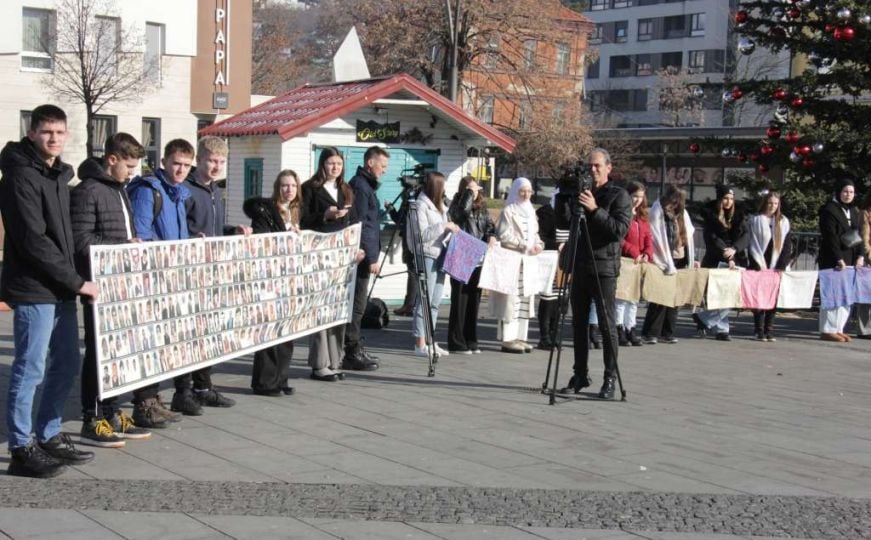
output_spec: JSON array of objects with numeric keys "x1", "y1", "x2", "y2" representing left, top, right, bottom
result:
[{"x1": 1, "y1": 479, "x2": 869, "y2": 539}]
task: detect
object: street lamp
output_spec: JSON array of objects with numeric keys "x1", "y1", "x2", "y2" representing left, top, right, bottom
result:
[{"x1": 446, "y1": 0, "x2": 462, "y2": 102}]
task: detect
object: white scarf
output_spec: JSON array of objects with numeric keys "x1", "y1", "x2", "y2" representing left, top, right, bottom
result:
[
  {"x1": 506, "y1": 177, "x2": 536, "y2": 251},
  {"x1": 749, "y1": 213, "x2": 790, "y2": 270},
  {"x1": 648, "y1": 200, "x2": 695, "y2": 274}
]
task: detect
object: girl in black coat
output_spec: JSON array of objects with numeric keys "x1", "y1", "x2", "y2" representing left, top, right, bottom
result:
[
  {"x1": 818, "y1": 178, "x2": 866, "y2": 342},
  {"x1": 246, "y1": 170, "x2": 302, "y2": 396},
  {"x1": 694, "y1": 185, "x2": 750, "y2": 341},
  {"x1": 446, "y1": 175, "x2": 495, "y2": 353}
]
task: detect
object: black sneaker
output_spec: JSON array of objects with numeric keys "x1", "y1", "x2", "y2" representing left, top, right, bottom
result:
[
  {"x1": 715, "y1": 333, "x2": 731, "y2": 342},
  {"x1": 109, "y1": 412, "x2": 152, "y2": 440},
  {"x1": 558, "y1": 373, "x2": 591, "y2": 394},
  {"x1": 38, "y1": 433, "x2": 95, "y2": 465},
  {"x1": 194, "y1": 388, "x2": 236, "y2": 408},
  {"x1": 8, "y1": 442, "x2": 67, "y2": 478},
  {"x1": 132, "y1": 398, "x2": 170, "y2": 429},
  {"x1": 598, "y1": 377, "x2": 616, "y2": 400},
  {"x1": 171, "y1": 390, "x2": 204, "y2": 416},
  {"x1": 691, "y1": 313, "x2": 708, "y2": 337},
  {"x1": 80, "y1": 417, "x2": 126, "y2": 448},
  {"x1": 343, "y1": 353, "x2": 379, "y2": 371},
  {"x1": 661, "y1": 336, "x2": 678, "y2": 344}
]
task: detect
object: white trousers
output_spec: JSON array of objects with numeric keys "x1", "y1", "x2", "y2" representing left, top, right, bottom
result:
[
  {"x1": 614, "y1": 300, "x2": 638, "y2": 329},
  {"x1": 499, "y1": 318, "x2": 529, "y2": 343},
  {"x1": 819, "y1": 306, "x2": 850, "y2": 334}
]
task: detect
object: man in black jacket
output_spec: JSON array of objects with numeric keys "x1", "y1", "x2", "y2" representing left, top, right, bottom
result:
[
  {"x1": 72, "y1": 133, "x2": 155, "y2": 447},
  {"x1": 0, "y1": 104, "x2": 97, "y2": 477},
  {"x1": 344, "y1": 146, "x2": 389, "y2": 370},
  {"x1": 555, "y1": 148, "x2": 632, "y2": 399},
  {"x1": 181, "y1": 136, "x2": 250, "y2": 408}
]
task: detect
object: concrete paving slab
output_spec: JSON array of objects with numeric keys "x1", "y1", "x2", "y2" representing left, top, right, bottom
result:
[
  {"x1": 299, "y1": 517, "x2": 444, "y2": 539},
  {"x1": 81, "y1": 510, "x2": 232, "y2": 539},
  {"x1": 191, "y1": 513, "x2": 338, "y2": 539},
  {"x1": 0, "y1": 508, "x2": 122, "y2": 539}
]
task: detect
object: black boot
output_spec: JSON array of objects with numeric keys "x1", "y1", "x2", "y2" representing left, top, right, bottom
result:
[
  {"x1": 536, "y1": 300, "x2": 553, "y2": 350},
  {"x1": 559, "y1": 373, "x2": 591, "y2": 394},
  {"x1": 617, "y1": 325, "x2": 629, "y2": 346},
  {"x1": 626, "y1": 327, "x2": 643, "y2": 346},
  {"x1": 589, "y1": 324, "x2": 601, "y2": 350},
  {"x1": 598, "y1": 377, "x2": 616, "y2": 400}
]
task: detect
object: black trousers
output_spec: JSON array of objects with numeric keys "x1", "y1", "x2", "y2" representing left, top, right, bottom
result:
[
  {"x1": 642, "y1": 303, "x2": 677, "y2": 338},
  {"x1": 173, "y1": 367, "x2": 212, "y2": 392},
  {"x1": 447, "y1": 267, "x2": 482, "y2": 351},
  {"x1": 251, "y1": 340, "x2": 294, "y2": 392},
  {"x1": 344, "y1": 263, "x2": 370, "y2": 355},
  {"x1": 753, "y1": 310, "x2": 776, "y2": 332},
  {"x1": 570, "y1": 272, "x2": 618, "y2": 379},
  {"x1": 80, "y1": 303, "x2": 119, "y2": 418}
]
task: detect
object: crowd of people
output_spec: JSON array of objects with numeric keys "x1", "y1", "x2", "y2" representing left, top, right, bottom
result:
[{"x1": 1, "y1": 104, "x2": 867, "y2": 480}]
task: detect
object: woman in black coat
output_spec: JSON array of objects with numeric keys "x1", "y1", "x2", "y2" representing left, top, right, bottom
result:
[
  {"x1": 446, "y1": 175, "x2": 495, "y2": 353},
  {"x1": 818, "y1": 178, "x2": 866, "y2": 342},
  {"x1": 693, "y1": 185, "x2": 750, "y2": 341},
  {"x1": 246, "y1": 170, "x2": 302, "y2": 396}
]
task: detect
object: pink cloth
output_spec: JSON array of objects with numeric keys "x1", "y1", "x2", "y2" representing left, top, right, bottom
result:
[{"x1": 740, "y1": 270, "x2": 782, "y2": 310}]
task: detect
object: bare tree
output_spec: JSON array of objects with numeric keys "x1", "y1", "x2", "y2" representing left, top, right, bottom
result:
[
  {"x1": 655, "y1": 67, "x2": 704, "y2": 127},
  {"x1": 44, "y1": 0, "x2": 154, "y2": 157}
]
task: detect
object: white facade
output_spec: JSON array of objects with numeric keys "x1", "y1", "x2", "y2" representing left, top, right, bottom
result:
[
  {"x1": 0, "y1": 0, "x2": 199, "y2": 173},
  {"x1": 584, "y1": 0, "x2": 790, "y2": 128},
  {"x1": 225, "y1": 105, "x2": 481, "y2": 302}
]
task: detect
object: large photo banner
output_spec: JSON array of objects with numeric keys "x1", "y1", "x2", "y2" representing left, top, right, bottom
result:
[{"x1": 90, "y1": 224, "x2": 361, "y2": 399}]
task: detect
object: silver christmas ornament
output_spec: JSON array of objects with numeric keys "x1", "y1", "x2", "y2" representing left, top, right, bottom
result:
[
  {"x1": 723, "y1": 90, "x2": 736, "y2": 104},
  {"x1": 812, "y1": 142, "x2": 825, "y2": 154},
  {"x1": 738, "y1": 37, "x2": 756, "y2": 55},
  {"x1": 773, "y1": 7, "x2": 785, "y2": 19},
  {"x1": 860, "y1": 13, "x2": 871, "y2": 26},
  {"x1": 722, "y1": 148, "x2": 734, "y2": 158},
  {"x1": 692, "y1": 86, "x2": 705, "y2": 99},
  {"x1": 797, "y1": 0, "x2": 812, "y2": 8},
  {"x1": 836, "y1": 7, "x2": 852, "y2": 20},
  {"x1": 789, "y1": 151, "x2": 802, "y2": 163},
  {"x1": 774, "y1": 104, "x2": 790, "y2": 123}
]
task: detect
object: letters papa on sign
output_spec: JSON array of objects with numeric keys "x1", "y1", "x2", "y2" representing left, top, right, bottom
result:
[{"x1": 356, "y1": 120, "x2": 400, "y2": 143}]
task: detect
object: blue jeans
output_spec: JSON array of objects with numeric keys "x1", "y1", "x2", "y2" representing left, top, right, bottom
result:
[
  {"x1": 698, "y1": 308, "x2": 730, "y2": 334},
  {"x1": 6, "y1": 302, "x2": 81, "y2": 449},
  {"x1": 413, "y1": 256, "x2": 446, "y2": 339}
]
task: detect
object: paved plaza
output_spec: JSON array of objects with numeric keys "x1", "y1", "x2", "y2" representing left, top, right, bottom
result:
[{"x1": 0, "y1": 305, "x2": 869, "y2": 539}]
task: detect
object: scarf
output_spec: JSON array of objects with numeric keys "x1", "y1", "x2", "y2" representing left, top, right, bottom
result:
[
  {"x1": 507, "y1": 177, "x2": 536, "y2": 251},
  {"x1": 749, "y1": 213, "x2": 790, "y2": 270}
]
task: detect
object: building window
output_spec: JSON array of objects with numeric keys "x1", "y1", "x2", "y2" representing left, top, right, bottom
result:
[
  {"x1": 90, "y1": 115, "x2": 117, "y2": 157},
  {"x1": 688, "y1": 50, "x2": 705, "y2": 72},
  {"x1": 637, "y1": 19, "x2": 653, "y2": 41},
  {"x1": 552, "y1": 102, "x2": 565, "y2": 126},
  {"x1": 663, "y1": 15, "x2": 686, "y2": 39},
  {"x1": 590, "y1": 25, "x2": 603, "y2": 44},
  {"x1": 609, "y1": 55, "x2": 632, "y2": 77},
  {"x1": 145, "y1": 23, "x2": 164, "y2": 82},
  {"x1": 614, "y1": 21, "x2": 628, "y2": 43},
  {"x1": 518, "y1": 102, "x2": 532, "y2": 130},
  {"x1": 141, "y1": 118, "x2": 161, "y2": 172},
  {"x1": 661, "y1": 51, "x2": 683, "y2": 72},
  {"x1": 588, "y1": 92, "x2": 605, "y2": 112},
  {"x1": 690, "y1": 13, "x2": 706, "y2": 37},
  {"x1": 612, "y1": 0, "x2": 631, "y2": 7},
  {"x1": 555, "y1": 43, "x2": 570, "y2": 75},
  {"x1": 21, "y1": 8, "x2": 54, "y2": 71},
  {"x1": 19, "y1": 111, "x2": 32, "y2": 138},
  {"x1": 636, "y1": 54, "x2": 652, "y2": 76},
  {"x1": 478, "y1": 95, "x2": 494, "y2": 123},
  {"x1": 523, "y1": 40, "x2": 537, "y2": 70},
  {"x1": 591, "y1": 0, "x2": 607, "y2": 10},
  {"x1": 587, "y1": 58, "x2": 600, "y2": 79},
  {"x1": 95, "y1": 16, "x2": 120, "y2": 71},
  {"x1": 244, "y1": 158, "x2": 264, "y2": 200}
]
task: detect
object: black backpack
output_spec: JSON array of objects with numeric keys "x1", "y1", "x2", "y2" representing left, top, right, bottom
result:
[{"x1": 361, "y1": 298, "x2": 389, "y2": 329}]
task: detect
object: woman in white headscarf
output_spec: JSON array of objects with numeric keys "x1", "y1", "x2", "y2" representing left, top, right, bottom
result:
[{"x1": 490, "y1": 177, "x2": 544, "y2": 353}]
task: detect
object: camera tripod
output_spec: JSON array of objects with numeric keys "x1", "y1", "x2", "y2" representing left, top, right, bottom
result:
[
  {"x1": 366, "y1": 187, "x2": 414, "y2": 302},
  {"x1": 541, "y1": 198, "x2": 627, "y2": 404},
  {"x1": 404, "y1": 197, "x2": 439, "y2": 377}
]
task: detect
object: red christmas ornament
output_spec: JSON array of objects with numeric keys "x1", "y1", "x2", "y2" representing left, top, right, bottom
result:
[
  {"x1": 825, "y1": 23, "x2": 836, "y2": 33},
  {"x1": 760, "y1": 144, "x2": 775, "y2": 157},
  {"x1": 758, "y1": 164, "x2": 770, "y2": 173},
  {"x1": 802, "y1": 158, "x2": 816, "y2": 169},
  {"x1": 798, "y1": 144, "x2": 812, "y2": 156},
  {"x1": 735, "y1": 10, "x2": 749, "y2": 24},
  {"x1": 788, "y1": 7, "x2": 801, "y2": 19},
  {"x1": 749, "y1": 151, "x2": 760, "y2": 162},
  {"x1": 790, "y1": 96, "x2": 804, "y2": 108},
  {"x1": 689, "y1": 143, "x2": 700, "y2": 153},
  {"x1": 766, "y1": 126, "x2": 782, "y2": 139},
  {"x1": 737, "y1": 153, "x2": 748, "y2": 163},
  {"x1": 834, "y1": 26, "x2": 855, "y2": 41},
  {"x1": 731, "y1": 87, "x2": 743, "y2": 100},
  {"x1": 772, "y1": 88, "x2": 788, "y2": 101},
  {"x1": 770, "y1": 26, "x2": 787, "y2": 39},
  {"x1": 785, "y1": 131, "x2": 800, "y2": 144}
]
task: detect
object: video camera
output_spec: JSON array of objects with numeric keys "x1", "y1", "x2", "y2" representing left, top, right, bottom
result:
[
  {"x1": 398, "y1": 163, "x2": 434, "y2": 191},
  {"x1": 557, "y1": 160, "x2": 594, "y2": 197}
]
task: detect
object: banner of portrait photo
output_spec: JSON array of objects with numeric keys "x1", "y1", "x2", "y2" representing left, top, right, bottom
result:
[{"x1": 90, "y1": 224, "x2": 362, "y2": 399}]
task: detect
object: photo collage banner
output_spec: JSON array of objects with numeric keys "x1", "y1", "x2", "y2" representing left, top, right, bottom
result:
[{"x1": 90, "y1": 224, "x2": 361, "y2": 399}]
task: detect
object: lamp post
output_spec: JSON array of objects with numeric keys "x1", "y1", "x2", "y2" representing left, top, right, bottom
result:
[{"x1": 445, "y1": 0, "x2": 462, "y2": 102}]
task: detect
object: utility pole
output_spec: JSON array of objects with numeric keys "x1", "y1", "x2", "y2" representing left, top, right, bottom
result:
[{"x1": 445, "y1": 0, "x2": 462, "y2": 102}]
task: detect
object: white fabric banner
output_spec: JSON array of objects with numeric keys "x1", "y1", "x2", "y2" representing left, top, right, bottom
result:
[
  {"x1": 776, "y1": 270, "x2": 819, "y2": 309},
  {"x1": 478, "y1": 245, "x2": 522, "y2": 295},
  {"x1": 91, "y1": 225, "x2": 361, "y2": 399}
]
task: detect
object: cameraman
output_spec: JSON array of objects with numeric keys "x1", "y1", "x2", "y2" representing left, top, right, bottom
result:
[{"x1": 555, "y1": 148, "x2": 632, "y2": 399}]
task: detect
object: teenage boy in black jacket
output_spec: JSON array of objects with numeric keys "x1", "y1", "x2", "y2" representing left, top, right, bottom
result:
[
  {"x1": 0, "y1": 104, "x2": 97, "y2": 478},
  {"x1": 72, "y1": 133, "x2": 154, "y2": 447}
]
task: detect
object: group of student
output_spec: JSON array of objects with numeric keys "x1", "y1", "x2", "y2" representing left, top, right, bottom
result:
[{"x1": 0, "y1": 104, "x2": 388, "y2": 479}]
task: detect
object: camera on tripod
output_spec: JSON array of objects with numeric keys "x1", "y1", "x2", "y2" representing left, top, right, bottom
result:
[
  {"x1": 398, "y1": 163, "x2": 434, "y2": 191},
  {"x1": 558, "y1": 160, "x2": 594, "y2": 197}
]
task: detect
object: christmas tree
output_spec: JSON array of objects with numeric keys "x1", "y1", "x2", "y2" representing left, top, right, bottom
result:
[{"x1": 693, "y1": 1, "x2": 870, "y2": 227}]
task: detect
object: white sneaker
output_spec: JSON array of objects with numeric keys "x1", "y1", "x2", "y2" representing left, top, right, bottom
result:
[
  {"x1": 413, "y1": 345, "x2": 430, "y2": 357},
  {"x1": 434, "y1": 344, "x2": 449, "y2": 356}
]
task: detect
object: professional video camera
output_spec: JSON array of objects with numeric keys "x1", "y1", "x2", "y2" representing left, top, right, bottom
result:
[
  {"x1": 557, "y1": 160, "x2": 594, "y2": 197},
  {"x1": 398, "y1": 163, "x2": 433, "y2": 191}
]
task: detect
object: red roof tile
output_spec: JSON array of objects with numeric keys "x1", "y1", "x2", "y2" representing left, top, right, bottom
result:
[{"x1": 200, "y1": 73, "x2": 516, "y2": 152}]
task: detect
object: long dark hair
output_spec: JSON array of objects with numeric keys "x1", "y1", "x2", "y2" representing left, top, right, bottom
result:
[
  {"x1": 423, "y1": 172, "x2": 446, "y2": 212},
  {"x1": 661, "y1": 185, "x2": 687, "y2": 249},
  {"x1": 272, "y1": 169, "x2": 301, "y2": 226},
  {"x1": 308, "y1": 147, "x2": 353, "y2": 205},
  {"x1": 458, "y1": 174, "x2": 486, "y2": 211},
  {"x1": 626, "y1": 180, "x2": 648, "y2": 221}
]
